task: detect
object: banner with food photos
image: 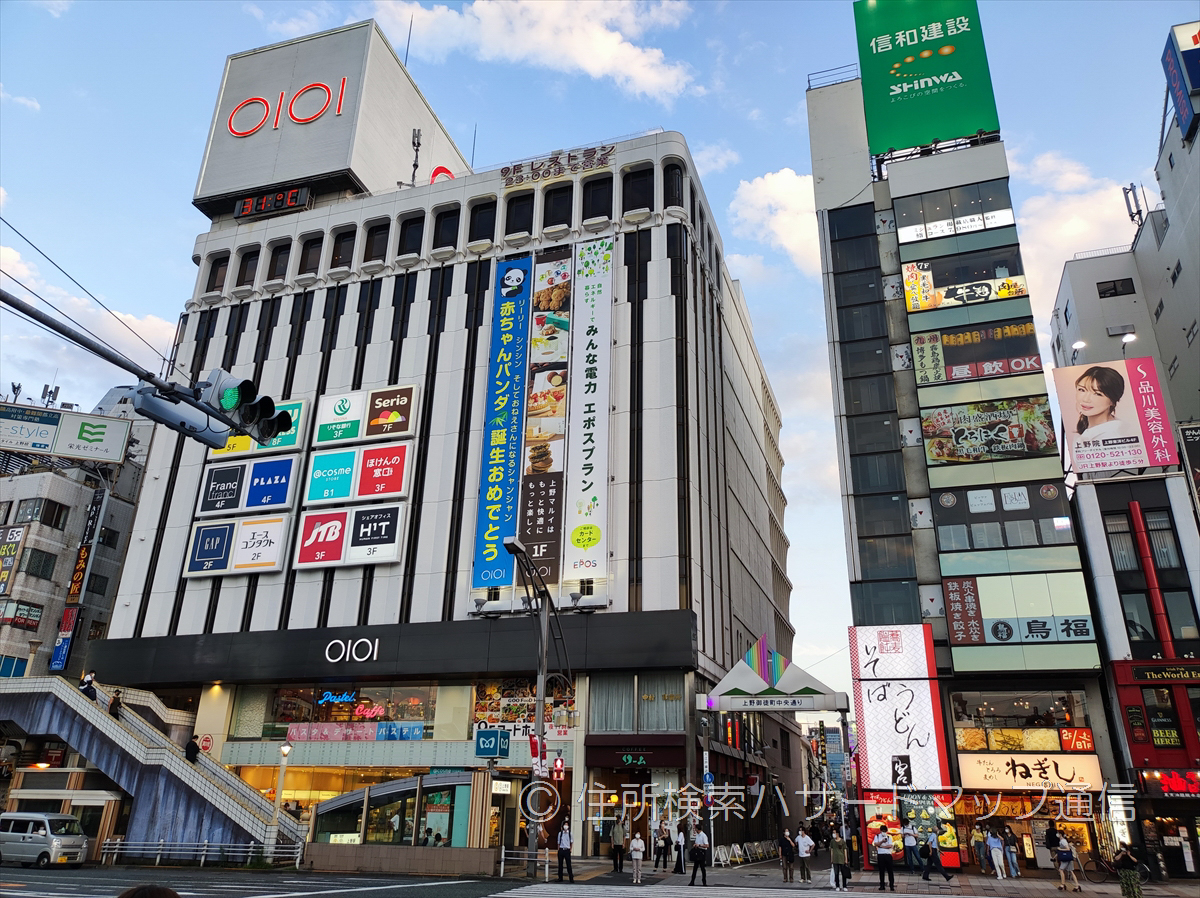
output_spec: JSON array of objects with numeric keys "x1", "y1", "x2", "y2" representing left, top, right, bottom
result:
[
  {"x1": 471, "y1": 255, "x2": 532, "y2": 588},
  {"x1": 561, "y1": 238, "x2": 614, "y2": 580},
  {"x1": 517, "y1": 246, "x2": 573, "y2": 583}
]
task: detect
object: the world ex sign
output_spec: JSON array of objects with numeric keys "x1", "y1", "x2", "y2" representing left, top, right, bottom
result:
[{"x1": 475, "y1": 729, "x2": 511, "y2": 759}]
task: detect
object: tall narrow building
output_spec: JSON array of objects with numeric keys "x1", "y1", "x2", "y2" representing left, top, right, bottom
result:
[{"x1": 808, "y1": 0, "x2": 1117, "y2": 872}]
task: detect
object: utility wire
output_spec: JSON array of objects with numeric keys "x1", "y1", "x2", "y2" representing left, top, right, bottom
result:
[
  {"x1": 0, "y1": 215, "x2": 186, "y2": 380},
  {"x1": 0, "y1": 269, "x2": 144, "y2": 374},
  {"x1": 0, "y1": 302, "x2": 82, "y2": 353},
  {"x1": 806, "y1": 643, "x2": 849, "y2": 669}
]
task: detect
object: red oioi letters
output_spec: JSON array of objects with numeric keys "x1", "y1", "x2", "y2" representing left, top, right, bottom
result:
[{"x1": 227, "y1": 78, "x2": 347, "y2": 137}]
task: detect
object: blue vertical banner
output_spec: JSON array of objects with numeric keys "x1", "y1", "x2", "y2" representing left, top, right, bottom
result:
[{"x1": 472, "y1": 255, "x2": 533, "y2": 587}]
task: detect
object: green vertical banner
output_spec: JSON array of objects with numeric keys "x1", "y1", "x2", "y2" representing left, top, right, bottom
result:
[{"x1": 853, "y1": 0, "x2": 999, "y2": 155}]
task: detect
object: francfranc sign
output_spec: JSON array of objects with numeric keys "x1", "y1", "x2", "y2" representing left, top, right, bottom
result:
[
  {"x1": 325, "y1": 637, "x2": 379, "y2": 663},
  {"x1": 228, "y1": 78, "x2": 348, "y2": 138}
]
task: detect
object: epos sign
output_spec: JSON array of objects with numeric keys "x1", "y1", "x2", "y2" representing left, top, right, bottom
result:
[{"x1": 228, "y1": 78, "x2": 348, "y2": 137}]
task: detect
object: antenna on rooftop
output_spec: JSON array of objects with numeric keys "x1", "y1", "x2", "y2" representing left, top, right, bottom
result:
[
  {"x1": 1122, "y1": 183, "x2": 1144, "y2": 227},
  {"x1": 471, "y1": 123, "x2": 477, "y2": 169}
]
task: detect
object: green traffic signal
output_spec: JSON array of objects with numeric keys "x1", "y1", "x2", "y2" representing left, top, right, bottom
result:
[{"x1": 219, "y1": 385, "x2": 243, "y2": 411}]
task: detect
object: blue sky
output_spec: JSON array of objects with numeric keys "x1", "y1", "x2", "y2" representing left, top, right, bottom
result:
[{"x1": 1, "y1": 0, "x2": 1194, "y2": 693}]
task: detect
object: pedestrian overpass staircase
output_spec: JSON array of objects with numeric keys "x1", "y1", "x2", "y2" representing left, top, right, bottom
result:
[{"x1": 0, "y1": 677, "x2": 306, "y2": 849}]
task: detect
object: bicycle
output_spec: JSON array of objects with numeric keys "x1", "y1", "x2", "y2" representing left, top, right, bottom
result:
[{"x1": 1082, "y1": 854, "x2": 1150, "y2": 885}]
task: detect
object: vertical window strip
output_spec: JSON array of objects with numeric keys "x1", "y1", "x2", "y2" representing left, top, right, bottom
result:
[
  {"x1": 202, "y1": 578, "x2": 222, "y2": 634},
  {"x1": 168, "y1": 314, "x2": 188, "y2": 375},
  {"x1": 240, "y1": 574, "x2": 258, "y2": 632},
  {"x1": 357, "y1": 566, "x2": 375, "y2": 626},
  {"x1": 252, "y1": 296, "x2": 281, "y2": 384},
  {"x1": 278, "y1": 569, "x2": 297, "y2": 629},
  {"x1": 443, "y1": 260, "x2": 489, "y2": 619},
  {"x1": 401, "y1": 265, "x2": 453, "y2": 621},
  {"x1": 136, "y1": 435, "x2": 186, "y2": 637},
  {"x1": 669, "y1": 224, "x2": 691, "y2": 609},
  {"x1": 189, "y1": 309, "x2": 218, "y2": 381},
  {"x1": 315, "y1": 285, "x2": 349, "y2": 395},
  {"x1": 281, "y1": 290, "x2": 315, "y2": 399},
  {"x1": 627, "y1": 232, "x2": 647, "y2": 610},
  {"x1": 388, "y1": 272, "x2": 418, "y2": 384},
  {"x1": 166, "y1": 577, "x2": 187, "y2": 636},
  {"x1": 351, "y1": 280, "x2": 382, "y2": 390},
  {"x1": 316, "y1": 569, "x2": 336, "y2": 627},
  {"x1": 221, "y1": 303, "x2": 250, "y2": 369}
]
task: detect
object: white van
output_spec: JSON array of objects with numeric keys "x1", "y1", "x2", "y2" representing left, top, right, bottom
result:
[{"x1": 0, "y1": 812, "x2": 87, "y2": 868}]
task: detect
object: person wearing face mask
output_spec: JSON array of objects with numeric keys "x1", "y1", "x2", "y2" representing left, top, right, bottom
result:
[
  {"x1": 778, "y1": 826, "x2": 797, "y2": 882},
  {"x1": 795, "y1": 825, "x2": 815, "y2": 883}
]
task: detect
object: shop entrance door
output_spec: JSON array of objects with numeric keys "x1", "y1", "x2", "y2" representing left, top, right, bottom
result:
[{"x1": 71, "y1": 803, "x2": 108, "y2": 861}]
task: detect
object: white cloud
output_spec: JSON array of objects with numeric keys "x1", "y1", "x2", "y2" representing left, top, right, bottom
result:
[
  {"x1": 746, "y1": 108, "x2": 761, "y2": 121},
  {"x1": 0, "y1": 84, "x2": 41, "y2": 111},
  {"x1": 263, "y1": 2, "x2": 337, "y2": 38},
  {"x1": 726, "y1": 253, "x2": 780, "y2": 287},
  {"x1": 727, "y1": 168, "x2": 821, "y2": 277},
  {"x1": 691, "y1": 142, "x2": 740, "y2": 176},
  {"x1": 0, "y1": 187, "x2": 7, "y2": 210},
  {"x1": 370, "y1": 0, "x2": 694, "y2": 102},
  {"x1": 242, "y1": 3, "x2": 265, "y2": 21},
  {"x1": 1012, "y1": 152, "x2": 1138, "y2": 327},
  {"x1": 32, "y1": 0, "x2": 72, "y2": 16},
  {"x1": 0, "y1": 246, "x2": 176, "y2": 409}
]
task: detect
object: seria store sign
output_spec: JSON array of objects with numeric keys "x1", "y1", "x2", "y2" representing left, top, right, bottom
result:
[{"x1": 228, "y1": 79, "x2": 348, "y2": 137}]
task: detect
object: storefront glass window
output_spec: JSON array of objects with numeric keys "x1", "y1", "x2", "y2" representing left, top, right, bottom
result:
[
  {"x1": 1188, "y1": 688, "x2": 1200, "y2": 743},
  {"x1": 231, "y1": 684, "x2": 437, "y2": 741},
  {"x1": 1141, "y1": 687, "x2": 1182, "y2": 748},
  {"x1": 1162, "y1": 591, "x2": 1199, "y2": 640}
]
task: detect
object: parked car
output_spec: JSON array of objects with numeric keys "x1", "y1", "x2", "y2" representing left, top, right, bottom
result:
[{"x1": 0, "y1": 812, "x2": 87, "y2": 868}]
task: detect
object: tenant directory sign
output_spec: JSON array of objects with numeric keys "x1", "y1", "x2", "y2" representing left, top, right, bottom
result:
[
  {"x1": 196, "y1": 455, "x2": 300, "y2": 515},
  {"x1": 304, "y1": 443, "x2": 411, "y2": 505},
  {"x1": 294, "y1": 505, "x2": 405, "y2": 568},
  {"x1": 184, "y1": 514, "x2": 291, "y2": 577}
]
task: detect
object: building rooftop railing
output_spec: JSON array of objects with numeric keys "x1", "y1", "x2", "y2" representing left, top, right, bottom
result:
[
  {"x1": 807, "y1": 64, "x2": 859, "y2": 90},
  {"x1": 1073, "y1": 244, "x2": 1133, "y2": 260}
]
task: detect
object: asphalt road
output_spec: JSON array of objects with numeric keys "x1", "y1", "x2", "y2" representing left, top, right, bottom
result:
[{"x1": 0, "y1": 869, "x2": 524, "y2": 898}]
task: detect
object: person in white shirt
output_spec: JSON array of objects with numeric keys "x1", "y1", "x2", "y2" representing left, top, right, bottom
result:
[
  {"x1": 873, "y1": 824, "x2": 896, "y2": 892},
  {"x1": 557, "y1": 821, "x2": 574, "y2": 883},
  {"x1": 629, "y1": 831, "x2": 646, "y2": 883},
  {"x1": 688, "y1": 824, "x2": 710, "y2": 886},
  {"x1": 795, "y1": 827, "x2": 815, "y2": 883},
  {"x1": 674, "y1": 820, "x2": 687, "y2": 874}
]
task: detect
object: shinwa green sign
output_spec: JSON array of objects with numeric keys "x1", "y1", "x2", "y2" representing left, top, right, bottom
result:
[{"x1": 853, "y1": 0, "x2": 1000, "y2": 156}]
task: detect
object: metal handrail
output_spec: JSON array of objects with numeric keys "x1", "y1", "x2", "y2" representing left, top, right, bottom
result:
[
  {"x1": 808, "y1": 64, "x2": 859, "y2": 89},
  {"x1": 100, "y1": 838, "x2": 303, "y2": 868},
  {"x1": 0, "y1": 678, "x2": 304, "y2": 842},
  {"x1": 1073, "y1": 244, "x2": 1133, "y2": 260},
  {"x1": 499, "y1": 845, "x2": 551, "y2": 881}
]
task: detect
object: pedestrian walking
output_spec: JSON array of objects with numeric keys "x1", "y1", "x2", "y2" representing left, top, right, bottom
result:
[
  {"x1": 654, "y1": 818, "x2": 671, "y2": 870},
  {"x1": 1056, "y1": 833, "x2": 1082, "y2": 892},
  {"x1": 611, "y1": 814, "x2": 627, "y2": 873},
  {"x1": 872, "y1": 824, "x2": 896, "y2": 892},
  {"x1": 79, "y1": 670, "x2": 98, "y2": 702},
  {"x1": 1114, "y1": 843, "x2": 1142, "y2": 898},
  {"x1": 1003, "y1": 824, "x2": 1021, "y2": 877},
  {"x1": 674, "y1": 820, "x2": 687, "y2": 874},
  {"x1": 778, "y1": 827, "x2": 796, "y2": 883},
  {"x1": 629, "y1": 830, "x2": 646, "y2": 883},
  {"x1": 986, "y1": 827, "x2": 1006, "y2": 880},
  {"x1": 830, "y1": 829, "x2": 851, "y2": 891},
  {"x1": 108, "y1": 689, "x2": 124, "y2": 720},
  {"x1": 901, "y1": 820, "x2": 920, "y2": 873},
  {"x1": 688, "y1": 823, "x2": 709, "y2": 886},
  {"x1": 556, "y1": 821, "x2": 574, "y2": 883},
  {"x1": 920, "y1": 832, "x2": 954, "y2": 883},
  {"x1": 184, "y1": 734, "x2": 201, "y2": 763},
  {"x1": 972, "y1": 823, "x2": 991, "y2": 873},
  {"x1": 795, "y1": 825, "x2": 814, "y2": 883}
]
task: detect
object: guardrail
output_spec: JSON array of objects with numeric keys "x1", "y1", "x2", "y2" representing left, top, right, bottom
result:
[
  {"x1": 499, "y1": 846, "x2": 551, "y2": 880},
  {"x1": 100, "y1": 838, "x2": 303, "y2": 868},
  {"x1": 1073, "y1": 244, "x2": 1133, "y2": 260}
]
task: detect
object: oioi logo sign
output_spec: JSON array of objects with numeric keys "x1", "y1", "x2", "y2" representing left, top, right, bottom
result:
[{"x1": 227, "y1": 78, "x2": 349, "y2": 138}]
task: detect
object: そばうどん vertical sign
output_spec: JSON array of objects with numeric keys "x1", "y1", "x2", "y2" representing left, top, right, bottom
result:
[
  {"x1": 853, "y1": 0, "x2": 1000, "y2": 156},
  {"x1": 472, "y1": 256, "x2": 533, "y2": 588}
]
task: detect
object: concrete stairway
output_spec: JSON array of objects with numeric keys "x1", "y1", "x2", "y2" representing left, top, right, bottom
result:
[{"x1": 0, "y1": 677, "x2": 306, "y2": 848}]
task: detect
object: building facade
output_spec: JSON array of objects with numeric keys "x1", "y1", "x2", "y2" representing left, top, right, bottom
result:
[
  {"x1": 90, "y1": 20, "x2": 804, "y2": 852},
  {"x1": 808, "y1": 0, "x2": 1119, "y2": 873}
]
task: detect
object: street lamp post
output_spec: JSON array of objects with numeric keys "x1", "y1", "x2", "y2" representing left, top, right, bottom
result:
[{"x1": 266, "y1": 740, "x2": 292, "y2": 860}]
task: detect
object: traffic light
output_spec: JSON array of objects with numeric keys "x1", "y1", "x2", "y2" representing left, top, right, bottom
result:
[
  {"x1": 132, "y1": 382, "x2": 231, "y2": 450},
  {"x1": 201, "y1": 368, "x2": 291, "y2": 445},
  {"x1": 552, "y1": 756, "x2": 565, "y2": 781}
]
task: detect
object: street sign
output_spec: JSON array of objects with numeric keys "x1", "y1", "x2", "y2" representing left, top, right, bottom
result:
[
  {"x1": 703, "y1": 772, "x2": 715, "y2": 785},
  {"x1": 475, "y1": 729, "x2": 511, "y2": 759}
]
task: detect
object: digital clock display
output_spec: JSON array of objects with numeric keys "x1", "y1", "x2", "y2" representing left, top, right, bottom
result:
[{"x1": 234, "y1": 186, "x2": 311, "y2": 219}]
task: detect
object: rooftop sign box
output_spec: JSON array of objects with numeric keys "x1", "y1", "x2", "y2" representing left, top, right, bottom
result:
[
  {"x1": 853, "y1": 0, "x2": 1000, "y2": 156},
  {"x1": 193, "y1": 20, "x2": 468, "y2": 217}
]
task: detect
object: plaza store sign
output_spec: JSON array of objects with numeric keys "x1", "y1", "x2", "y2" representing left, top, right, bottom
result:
[
  {"x1": 957, "y1": 752, "x2": 1103, "y2": 791},
  {"x1": 183, "y1": 514, "x2": 290, "y2": 577},
  {"x1": 196, "y1": 455, "x2": 300, "y2": 516}
]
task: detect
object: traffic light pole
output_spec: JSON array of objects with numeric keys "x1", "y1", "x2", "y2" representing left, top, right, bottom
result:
[{"x1": 1, "y1": 287, "x2": 243, "y2": 432}]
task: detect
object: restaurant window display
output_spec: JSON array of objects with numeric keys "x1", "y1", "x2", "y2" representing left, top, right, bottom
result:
[
  {"x1": 951, "y1": 689, "x2": 1091, "y2": 754},
  {"x1": 238, "y1": 765, "x2": 422, "y2": 808},
  {"x1": 230, "y1": 683, "x2": 438, "y2": 741}
]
